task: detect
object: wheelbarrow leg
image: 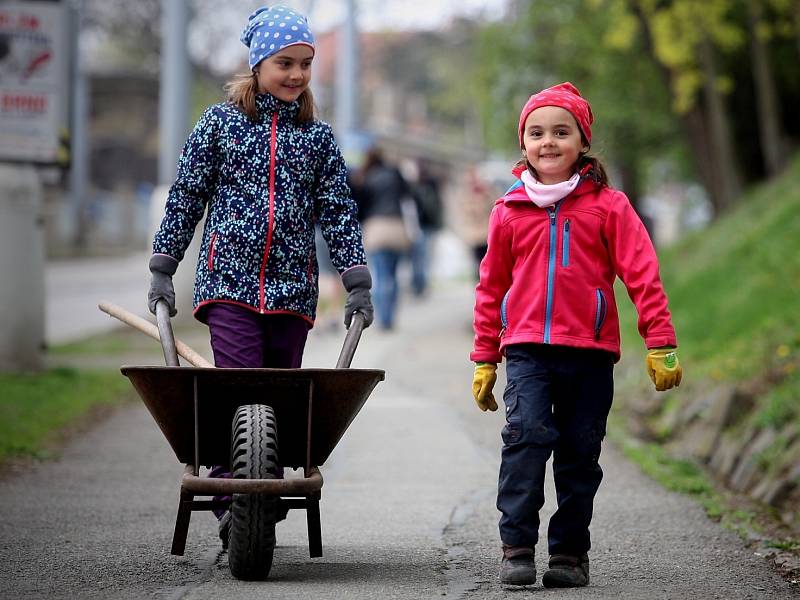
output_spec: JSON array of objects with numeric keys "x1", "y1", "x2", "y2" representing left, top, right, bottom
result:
[
  {"x1": 306, "y1": 492, "x2": 322, "y2": 558},
  {"x1": 171, "y1": 487, "x2": 194, "y2": 556}
]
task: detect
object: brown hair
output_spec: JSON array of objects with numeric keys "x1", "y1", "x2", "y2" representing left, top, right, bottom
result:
[{"x1": 224, "y1": 71, "x2": 316, "y2": 124}]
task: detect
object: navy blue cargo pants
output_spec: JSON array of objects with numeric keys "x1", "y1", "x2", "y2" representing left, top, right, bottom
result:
[{"x1": 498, "y1": 343, "x2": 614, "y2": 556}]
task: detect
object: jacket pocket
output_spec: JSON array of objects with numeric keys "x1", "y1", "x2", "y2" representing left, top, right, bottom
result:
[
  {"x1": 562, "y1": 219, "x2": 570, "y2": 267},
  {"x1": 594, "y1": 288, "x2": 607, "y2": 340},
  {"x1": 306, "y1": 250, "x2": 315, "y2": 282},
  {"x1": 501, "y1": 382, "x2": 522, "y2": 444},
  {"x1": 207, "y1": 232, "x2": 218, "y2": 271},
  {"x1": 500, "y1": 290, "x2": 510, "y2": 335}
]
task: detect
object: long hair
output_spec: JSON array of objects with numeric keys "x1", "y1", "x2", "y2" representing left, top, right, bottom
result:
[{"x1": 224, "y1": 71, "x2": 316, "y2": 124}]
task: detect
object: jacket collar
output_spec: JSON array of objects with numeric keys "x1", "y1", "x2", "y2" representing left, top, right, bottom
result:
[
  {"x1": 504, "y1": 163, "x2": 599, "y2": 204},
  {"x1": 254, "y1": 93, "x2": 300, "y2": 121}
]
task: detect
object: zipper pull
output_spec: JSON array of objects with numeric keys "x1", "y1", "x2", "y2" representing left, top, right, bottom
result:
[
  {"x1": 549, "y1": 209, "x2": 556, "y2": 225},
  {"x1": 564, "y1": 219, "x2": 570, "y2": 232}
]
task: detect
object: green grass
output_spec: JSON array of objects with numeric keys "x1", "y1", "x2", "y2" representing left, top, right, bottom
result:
[
  {"x1": 625, "y1": 155, "x2": 800, "y2": 378},
  {"x1": 610, "y1": 154, "x2": 800, "y2": 558},
  {"x1": 0, "y1": 367, "x2": 134, "y2": 461},
  {"x1": 614, "y1": 429, "x2": 800, "y2": 553},
  {"x1": 617, "y1": 153, "x2": 800, "y2": 431},
  {"x1": 609, "y1": 424, "x2": 773, "y2": 539},
  {"x1": 767, "y1": 539, "x2": 800, "y2": 552}
]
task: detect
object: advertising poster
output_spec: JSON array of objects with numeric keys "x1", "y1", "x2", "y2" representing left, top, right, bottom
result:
[{"x1": 0, "y1": 1, "x2": 68, "y2": 164}]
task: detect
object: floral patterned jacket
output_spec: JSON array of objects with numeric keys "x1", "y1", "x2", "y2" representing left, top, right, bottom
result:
[{"x1": 152, "y1": 93, "x2": 366, "y2": 325}]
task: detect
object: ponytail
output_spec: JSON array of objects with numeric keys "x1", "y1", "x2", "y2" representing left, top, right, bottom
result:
[
  {"x1": 577, "y1": 154, "x2": 609, "y2": 186},
  {"x1": 224, "y1": 71, "x2": 316, "y2": 124}
]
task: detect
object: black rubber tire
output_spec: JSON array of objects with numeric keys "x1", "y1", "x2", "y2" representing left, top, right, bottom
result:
[{"x1": 227, "y1": 404, "x2": 279, "y2": 581}]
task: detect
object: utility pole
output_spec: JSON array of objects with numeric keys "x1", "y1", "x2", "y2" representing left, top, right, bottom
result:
[
  {"x1": 158, "y1": 0, "x2": 190, "y2": 185},
  {"x1": 150, "y1": 0, "x2": 194, "y2": 319},
  {"x1": 335, "y1": 0, "x2": 360, "y2": 157},
  {"x1": 69, "y1": 0, "x2": 89, "y2": 249}
]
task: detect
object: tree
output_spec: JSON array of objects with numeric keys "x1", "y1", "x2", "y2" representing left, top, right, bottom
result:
[
  {"x1": 607, "y1": 0, "x2": 798, "y2": 213},
  {"x1": 474, "y1": 0, "x2": 686, "y2": 215},
  {"x1": 748, "y1": 0, "x2": 787, "y2": 175},
  {"x1": 628, "y1": 0, "x2": 744, "y2": 214}
]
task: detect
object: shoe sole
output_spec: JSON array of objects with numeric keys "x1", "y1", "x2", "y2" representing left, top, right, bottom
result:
[
  {"x1": 501, "y1": 581, "x2": 537, "y2": 588},
  {"x1": 499, "y1": 573, "x2": 537, "y2": 586},
  {"x1": 541, "y1": 573, "x2": 588, "y2": 588}
]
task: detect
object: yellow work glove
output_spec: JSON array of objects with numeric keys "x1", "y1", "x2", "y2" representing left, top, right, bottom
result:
[
  {"x1": 646, "y1": 347, "x2": 683, "y2": 391},
  {"x1": 472, "y1": 362, "x2": 498, "y2": 412}
]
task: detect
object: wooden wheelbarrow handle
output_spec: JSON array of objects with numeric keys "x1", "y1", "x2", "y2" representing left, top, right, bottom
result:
[{"x1": 98, "y1": 301, "x2": 215, "y2": 368}]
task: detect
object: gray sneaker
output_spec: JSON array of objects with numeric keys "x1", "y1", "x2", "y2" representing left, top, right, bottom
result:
[
  {"x1": 499, "y1": 546, "x2": 536, "y2": 586},
  {"x1": 542, "y1": 553, "x2": 589, "y2": 588}
]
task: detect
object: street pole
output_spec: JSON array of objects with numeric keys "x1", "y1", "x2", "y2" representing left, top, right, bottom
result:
[
  {"x1": 335, "y1": 0, "x2": 360, "y2": 157},
  {"x1": 69, "y1": 0, "x2": 89, "y2": 249},
  {"x1": 151, "y1": 0, "x2": 194, "y2": 320},
  {"x1": 158, "y1": 0, "x2": 190, "y2": 185}
]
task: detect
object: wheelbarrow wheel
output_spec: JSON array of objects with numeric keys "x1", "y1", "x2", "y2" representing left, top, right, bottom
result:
[{"x1": 227, "y1": 404, "x2": 279, "y2": 581}]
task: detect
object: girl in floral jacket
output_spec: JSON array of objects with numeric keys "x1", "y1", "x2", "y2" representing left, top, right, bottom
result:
[
  {"x1": 147, "y1": 5, "x2": 373, "y2": 545},
  {"x1": 471, "y1": 82, "x2": 682, "y2": 588},
  {"x1": 148, "y1": 5, "x2": 373, "y2": 364}
]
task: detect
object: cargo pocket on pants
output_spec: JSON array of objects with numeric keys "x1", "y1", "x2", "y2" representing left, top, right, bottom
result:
[{"x1": 501, "y1": 382, "x2": 522, "y2": 444}]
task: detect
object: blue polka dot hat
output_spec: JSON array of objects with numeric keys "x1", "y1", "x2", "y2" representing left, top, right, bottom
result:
[{"x1": 240, "y1": 5, "x2": 315, "y2": 70}]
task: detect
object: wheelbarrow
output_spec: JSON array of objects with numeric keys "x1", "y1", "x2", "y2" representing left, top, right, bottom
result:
[{"x1": 100, "y1": 300, "x2": 384, "y2": 580}]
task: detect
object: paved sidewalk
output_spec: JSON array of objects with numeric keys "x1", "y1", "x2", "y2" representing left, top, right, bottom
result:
[
  {"x1": 45, "y1": 252, "x2": 150, "y2": 345},
  {"x1": 7, "y1": 256, "x2": 797, "y2": 599}
]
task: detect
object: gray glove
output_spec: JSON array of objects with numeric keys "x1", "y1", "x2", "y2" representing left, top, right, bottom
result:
[
  {"x1": 147, "y1": 254, "x2": 179, "y2": 317},
  {"x1": 342, "y1": 265, "x2": 374, "y2": 328}
]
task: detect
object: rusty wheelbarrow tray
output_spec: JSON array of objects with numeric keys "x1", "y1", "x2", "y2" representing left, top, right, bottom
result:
[{"x1": 104, "y1": 301, "x2": 383, "y2": 577}]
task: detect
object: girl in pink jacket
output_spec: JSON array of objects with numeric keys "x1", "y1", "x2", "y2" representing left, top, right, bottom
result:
[{"x1": 471, "y1": 82, "x2": 682, "y2": 588}]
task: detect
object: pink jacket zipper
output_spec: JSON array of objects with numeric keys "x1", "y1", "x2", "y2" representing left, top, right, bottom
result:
[
  {"x1": 207, "y1": 232, "x2": 217, "y2": 270},
  {"x1": 258, "y1": 111, "x2": 278, "y2": 313}
]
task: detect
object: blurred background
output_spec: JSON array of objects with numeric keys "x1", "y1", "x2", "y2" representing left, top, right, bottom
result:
[{"x1": 1, "y1": 0, "x2": 800, "y2": 572}]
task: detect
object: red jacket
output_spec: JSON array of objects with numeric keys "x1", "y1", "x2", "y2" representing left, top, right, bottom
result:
[{"x1": 471, "y1": 172, "x2": 677, "y2": 363}]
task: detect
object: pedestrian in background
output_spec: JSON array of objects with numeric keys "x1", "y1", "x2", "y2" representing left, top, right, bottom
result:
[
  {"x1": 459, "y1": 163, "x2": 495, "y2": 280},
  {"x1": 146, "y1": 5, "x2": 374, "y2": 546},
  {"x1": 470, "y1": 82, "x2": 683, "y2": 588},
  {"x1": 406, "y1": 158, "x2": 444, "y2": 297},
  {"x1": 354, "y1": 146, "x2": 413, "y2": 330}
]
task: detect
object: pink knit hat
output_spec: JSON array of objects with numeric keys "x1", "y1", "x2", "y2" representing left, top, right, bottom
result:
[{"x1": 517, "y1": 82, "x2": 594, "y2": 147}]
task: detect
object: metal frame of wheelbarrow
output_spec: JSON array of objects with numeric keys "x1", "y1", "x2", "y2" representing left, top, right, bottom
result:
[{"x1": 115, "y1": 301, "x2": 384, "y2": 559}]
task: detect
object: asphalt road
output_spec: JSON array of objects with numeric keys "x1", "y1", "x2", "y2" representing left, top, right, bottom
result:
[
  {"x1": 2, "y1": 262, "x2": 797, "y2": 599},
  {"x1": 44, "y1": 252, "x2": 151, "y2": 345}
]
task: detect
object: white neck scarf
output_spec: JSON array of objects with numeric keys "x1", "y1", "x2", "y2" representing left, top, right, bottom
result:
[{"x1": 520, "y1": 171, "x2": 581, "y2": 208}]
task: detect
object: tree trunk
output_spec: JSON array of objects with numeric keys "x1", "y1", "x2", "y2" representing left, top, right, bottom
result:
[
  {"x1": 794, "y1": 9, "x2": 800, "y2": 61},
  {"x1": 748, "y1": 0, "x2": 785, "y2": 176},
  {"x1": 681, "y1": 105, "x2": 718, "y2": 209},
  {"x1": 618, "y1": 157, "x2": 655, "y2": 239},
  {"x1": 632, "y1": 6, "x2": 725, "y2": 219},
  {"x1": 697, "y1": 37, "x2": 741, "y2": 214}
]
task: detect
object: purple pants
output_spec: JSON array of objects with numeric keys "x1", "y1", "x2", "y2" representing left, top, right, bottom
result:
[
  {"x1": 205, "y1": 303, "x2": 310, "y2": 517},
  {"x1": 206, "y1": 303, "x2": 309, "y2": 369}
]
